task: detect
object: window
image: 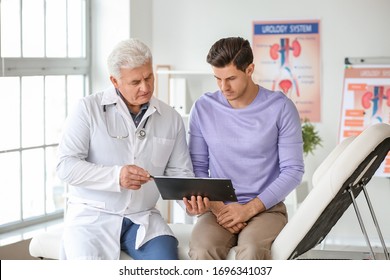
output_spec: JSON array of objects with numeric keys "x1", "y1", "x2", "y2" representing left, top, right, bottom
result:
[{"x1": 0, "y1": 0, "x2": 90, "y2": 233}]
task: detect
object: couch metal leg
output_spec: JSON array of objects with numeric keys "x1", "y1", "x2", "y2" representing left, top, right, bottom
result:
[
  {"x1": 362, "y1": 184, "x2": 389, "y2": 260},
  {"x1": 348, "y1": 188, "x2": 376, "y2": 260}
]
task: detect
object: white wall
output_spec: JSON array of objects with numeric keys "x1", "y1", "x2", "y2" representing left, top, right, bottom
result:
[
  {"x1": 90, "y1": 0, "x2": 153, "y2": 93},
  {"x1": 129, "y1": 0, "x2": 153, "y2": 49},
  {"x1": 90, "y1": 0, "x2": 131, "y2": 93}
]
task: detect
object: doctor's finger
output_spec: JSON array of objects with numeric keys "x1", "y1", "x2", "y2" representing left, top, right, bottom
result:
[
  {"x1": 125, "y1": 172, "x2": 150, "y2": 184},
  {"x1": 122, "y1": 175, "x2": 147, "y2": 187},
  {"x1": 122, "y1": 182, "x2": 142, "y2": 190},
  {"x1": 125, "y1": 165, "x2": 150, "y2": 178}
]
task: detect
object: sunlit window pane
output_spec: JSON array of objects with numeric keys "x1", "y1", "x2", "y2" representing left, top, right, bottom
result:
[
  {"x1": 22, "y1": 148, "x2": 45, "y2": 219},
  {"x1": 21, "y1": 77, "x2": 44, "y2": 147},
  {"x1": 0, "y1": 152, "x2": 21, "y2": 224},
  {"x1": 46, "y1": 147, "x2": 65, "y2": 213},
  {"x1": 0, "y1": 0, "x2": 88, "y2": 229},
  {"x1": 68, "y1": 0, "x2": 86, "y2": 57},
  {"x1": 0, "y1": 77, "x2": 20, "y2": 151},
  {"x1": 46, "y1": 0, "x2": 67, "y2": 57},
  {"x1": 45, "y1": 76, "x2": 66, "y2": 144},
  {"x1": 22, "y1": 0, "x2": 44, "y2": 57},
  {"x1": 67, "y1": 75, "x2": 86, "y2": 113},
  {"x1": 0, "y1": 0, "x2": 21, "y2": 57}
]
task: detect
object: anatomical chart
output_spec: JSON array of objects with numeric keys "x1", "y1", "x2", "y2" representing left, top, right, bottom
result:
[
  {"x1": 339, "y1": 66, "x2": 390, "y2": 176},
  {"x1": 252, "y1": 19, "x2": 321, "y2": 122}
]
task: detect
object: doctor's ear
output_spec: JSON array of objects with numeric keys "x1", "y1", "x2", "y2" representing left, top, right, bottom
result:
[{"x1": 110, "y1": 76, "x2": 119, "y2": 88}]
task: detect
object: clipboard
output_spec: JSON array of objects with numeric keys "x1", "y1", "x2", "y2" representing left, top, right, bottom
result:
[{"x1": 152, "y1": 176, "x2": 238, "y2": 202}]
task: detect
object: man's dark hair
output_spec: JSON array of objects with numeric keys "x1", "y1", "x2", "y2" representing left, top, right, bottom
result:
[{"x1": 206, "y1": 37, "x2": 253, "y2": 72}]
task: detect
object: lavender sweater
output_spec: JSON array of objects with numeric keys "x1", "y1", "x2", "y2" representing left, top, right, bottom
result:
[{"x1": 188, "y1": 86, "x2": 304, "y2": 209}]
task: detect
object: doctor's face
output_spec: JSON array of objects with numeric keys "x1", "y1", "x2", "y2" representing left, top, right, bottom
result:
[{"x1": 110, "y1": 61, "x2": 155, "y2": 113}]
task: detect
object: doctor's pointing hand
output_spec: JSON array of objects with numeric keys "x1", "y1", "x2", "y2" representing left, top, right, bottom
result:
[{"x1": 119, "y1": 165, "x2": 151, "y2": 190}]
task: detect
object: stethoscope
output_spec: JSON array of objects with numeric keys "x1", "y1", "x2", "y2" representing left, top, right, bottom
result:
[
  {"x1": 103, "y1": 103, "x2": 150, "y2": 140},
  {"x1": 137, "y1": 116, "x2": 150, "y2": 140}
]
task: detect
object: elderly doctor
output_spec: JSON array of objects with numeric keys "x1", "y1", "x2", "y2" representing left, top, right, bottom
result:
[{"x1": 57, "y1": 38, "x2": 208, "y2": 260}]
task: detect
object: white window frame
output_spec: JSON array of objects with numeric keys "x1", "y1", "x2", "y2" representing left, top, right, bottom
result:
[{"x1": 0, "y1": 0, "x2": 91, "y2": 233}]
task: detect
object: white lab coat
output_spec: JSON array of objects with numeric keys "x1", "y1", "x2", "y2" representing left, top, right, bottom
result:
[{"x1": 57, "y1": 86, "x2": 194, "y2": 259}]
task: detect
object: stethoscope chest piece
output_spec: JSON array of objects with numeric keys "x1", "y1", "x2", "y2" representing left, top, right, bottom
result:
[
  {"x1": 137, "y1": 129, "x2": 146, "y2": 140},
  {"x1": 136, "y1": 115, "x2": 150, "y2": 140}
]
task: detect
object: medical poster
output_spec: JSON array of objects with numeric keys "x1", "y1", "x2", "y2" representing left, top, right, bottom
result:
[
  {"x1": 339, "y1": 66, "x2": 390, "y2": 177},
  {"x1": 252, "y1": 19, "x2": 321, "y2": 122}
]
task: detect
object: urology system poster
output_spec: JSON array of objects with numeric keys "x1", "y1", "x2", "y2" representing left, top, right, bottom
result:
[
  {"x1": 339, "y1": 66, "x2": 390, "y2": 177},
  {"x1": 252, "y1": 19, "x2": 321, "y2": 122}
]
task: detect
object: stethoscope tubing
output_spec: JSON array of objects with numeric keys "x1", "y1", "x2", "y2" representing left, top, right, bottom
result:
[{"x1": 103, "y1": 103, "x2": 150, "y2": 140}]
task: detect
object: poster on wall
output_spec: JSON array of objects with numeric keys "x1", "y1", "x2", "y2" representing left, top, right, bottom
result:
[
  {"x1": 339, "y1": 64, "x2": 390, "y2": 177},
  {"x1": 252, "y1": 19, "x2": 321, "y2": 122}
]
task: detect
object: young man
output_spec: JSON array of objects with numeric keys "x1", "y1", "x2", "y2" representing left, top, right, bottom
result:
[
  {"x1": 188, "y1": 37, "x2": 304, "y2": 259},
  {"x1": 57, "y1": 38, "x2": 204, "y2": 260}
]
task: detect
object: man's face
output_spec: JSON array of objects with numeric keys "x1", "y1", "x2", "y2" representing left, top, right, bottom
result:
[
  {"x1": 212, "y1": 63, "x2": 254, "y2": 104},
  {"x1": 110, "y1": 61, "x2": 155, "y2": 108}
]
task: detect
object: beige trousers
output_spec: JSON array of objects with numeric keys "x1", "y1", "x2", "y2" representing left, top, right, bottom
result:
[{"x1": 188, "y1": 202, "x2": 288, "y2": 260}]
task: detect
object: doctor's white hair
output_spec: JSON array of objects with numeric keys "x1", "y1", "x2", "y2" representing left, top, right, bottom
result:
[{"x1": 107, "y1": 38, "x2": 153, "y2": 79}]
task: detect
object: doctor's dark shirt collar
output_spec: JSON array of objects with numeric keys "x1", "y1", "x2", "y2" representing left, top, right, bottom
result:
[{"x1": 116, "y1": 88, "x2": 149, "y2": 127}]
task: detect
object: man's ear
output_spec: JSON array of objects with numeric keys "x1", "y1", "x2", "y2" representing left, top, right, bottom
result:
[
  {"x1": 110, "y1": 76, "x2": 119, "y2": 88},
  {"x1": 246, "y1": 63, "x2": 255, "y2": 76}
]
